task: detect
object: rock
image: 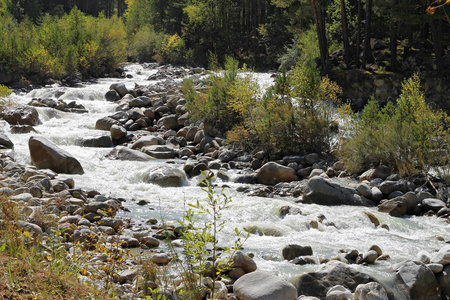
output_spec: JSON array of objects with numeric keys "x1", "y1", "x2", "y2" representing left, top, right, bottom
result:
[
  {"x1": 354, "y1": 282, "x2": 389, "y2": 300},
  {"x1": 283, "y1": 244, "x2": 313, "y2": 260},
  {"x1": 304, "y1": 153, "x2": 320, "y2": 166},
  {"x1": 430, "y1": 244, "x2": 450, "y2": 265},
  {"x1": 160, "y1": 115, "x2": 179, "y2": 130},
  {"x1": 369, "y1": 245, "x2": 382, "y2": 257},
  {"x1": 130, "y1": 135, "x2": 164, "y2": 150},
  {"x1": 80, "y1": 135, "x2": 112, "y2": 147},
  {"x1": 326, "y1": 285, "x2": 352, "y2": 300},
  {"x1": 105, "y1": 90, "x2": 120, "y2": 102},
  {"x1": 360, "y1": 165, "x2": 391, "y2": 181},
  {"x1": 362, "y1": 250, "x2": 378, "y2": 264},
  {"x1": 11, "y1": 125, "x2": 36, "y2": 134},
  {"x1": 95, "y1": 116, "x2": 121, "y2": 131},
  {"x1": 436, "y1": 265, "x2": 450, "y2": 299},
  {"x1": 140, "y1": 236, "x2": 160, "y2": 248},
  {"x1": 152, "y1": 253, "x2": 171, "y2": 265},
  {"x1": 403, "y1": 192, "x2": 420, "y2": 214},
  {"x1": 393, "y1": 260, "x2": 440, "y2": 300},
  {"x1": 106, "y1": 146, "x2": 155, "y2": 161},
  {"x1": 427, "y1": 263, "x2": 443, "y2": 273},
  {"x1": 422, "y1": 198, "x2": 446, "y2": 213},
  {"x1": 294, "y1": 261, "x2": 373, "y2": 299},
  {"x1": 110, "y1": 83, "x2": 128, "y2": 97},
  {"x1": 143, "y1": 166, "x2": 188, "y2": 187},
  {"x1": 356, "y1": 183, "x2": 372, "y2": 198},
  {"x1": 303, "y1": 177, "x2": 374, "y2": 206},
  {"x1": 128, "y1": 96, "x2": 152, "y2": 107},
  {"x1": 363, "y1": 212, "x2": 380, "y2": 227},
  {"x1": 141, "y1": 145, "x2": 176, "y2": 159},
  {"x1": 219, "y1": 150, "x2": 238, "y2": 163},
  {"x1": 378, "y1": 181, "x2": 407, "y2": 195},
  {"x1": 225, "y1": 250, "x2": 257, "y2": 273},
  {"x1": 0, "y1": 105, "x2": 39, "y2": 126},
  {"x1": 29, "y1": 136, "x2": 84, "y2": 174},
  {"x1": 110, "y1": 124, "x2": 127, "y2": 141},
  {"x1": 234, "y1": 272, "x2": 297, "y2": 300},
  {"x1": 18, "y1": 220, "x2": 43, "y2": 240},
  {"x1": 97, "y1": 218, "x2": 124, "y2": 231},
  {"x1": 371, "y1": 187, "x2": 384, "y2": 203},
  {"x1": 256, "y1": 162, "x2": 298, "y2": 185},
  {"x1": 114, "y1": 269, "x2": 137, "y2": 284},
  {"x1": 378, "y1": 197, "x2": 408, "y2": 217},
  {"x1": 119, "y1": 236, "x2": 139, "y2": 248},
  {"x1": 0, "y1": 133, "x2": 13, "y2": 149}
]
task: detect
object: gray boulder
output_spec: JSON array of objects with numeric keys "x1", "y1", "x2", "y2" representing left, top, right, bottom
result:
[
  {"x1": 110, "y1": 124, "x2": 127, "y2": 141},
  {"x1": 354, "y1": 282, "x2": 389, "y2": 300},
  {"x1": 110, "y1": 83, "x2": 128, "y2": 97},
  {"x1": 95, "y1": 116, "x2": 121, "y2": 131},
  {"x1": 360, "y1": 165, "x2": 391, "y2": 181},
  {"x1": 436, "y1": 265, "x2": 450, "y2": 299},
  {"x1": 294, "y1": 261, "x2": 373, "y2": 299},
  {"x1": 130, "y1": 135, "x2": 164, "y2": 150},
  {"x1": 0, "y1": 132, "x2": 13, "y2": 149},
  {"x1": 128, "y1": 96, "x2": 152, "y2": 107},
  {"x1": 141, "y1": 145, "x2": 176, "y2": 159},
  {"x1": 29, "y1": 136, "x2": 84, "y2": 174},
  {"x1": 378, "y1": 197, "x2": 408, "y2": 217},
  {"x1": 80, "y1": 135, "x2": 112, "y2": 147},
  {"x1": 393, "y1": 260, "x2": 440, "y2": 300},
  {"x1": 256, "y1": 162, "x2": 298, "y2": 185},
  {"x1": 0, "y1": 105, "x2": 39, "y2": 126},
  {"x1": 106, "y1": 146, "x2": 155, "y2": 161},
  {"x1": 143, "y1": 166, "x2": 188, "y2": 187},
  {"x1": 378, "y1": 181, "x2": 408, "y2": 195},
  {"x1": 303, "y1": 177, "x2": 375, "y2": 206},
  {"x1": 234, "y1": 271, "x2": 297, "y2": 300},
  {"x1": 105, "y1": 90, "x2": 120, "y2": 102},
  {"x1": 283, "y1": 244, "x2": 313, "y2": 260},
  {"x1": 422, "y1": 198, "x2": 446, "y2": 213}
]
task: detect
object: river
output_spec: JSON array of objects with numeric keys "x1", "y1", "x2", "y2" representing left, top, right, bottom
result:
[{"x1": 6, "y1": 63, "x2": 450, "y2": 281}]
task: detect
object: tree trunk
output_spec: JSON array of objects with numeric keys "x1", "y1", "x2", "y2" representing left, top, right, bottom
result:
[
  {"x1": 389, "y1": 0, "x2": 398, "y2": 70},
  {"x1": 340, "y1": 0, "x2": 350, "y2": 67},
  {"x1": 361, "y1": 0, "x2": 372, "y2": 69},
  {"x1": 311, "y1": 0, "x2": 328, "y2": 70}
]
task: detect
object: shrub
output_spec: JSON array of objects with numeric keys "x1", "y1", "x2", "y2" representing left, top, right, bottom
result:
[{"x1": 339, "y1": 74, "x2": 449, "y2": 176}]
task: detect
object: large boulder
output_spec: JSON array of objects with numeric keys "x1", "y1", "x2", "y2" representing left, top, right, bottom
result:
[
  {"x1": 360, "y1": 165, "x2": 391, "y2": 181},
  {"x1": 0, "y1": 132, "x2": 14, "y2": 149},
  {"x1": 95, "y1": 116, "x2": 121, "y2": 131},
  {"x1": 256, "y1": 162, "x2": 298, "y2": 185},
  {"x1": 354, "y1": 282, "x2": 389, "y2": 300},
  {"x1": 303, "y1": 177, "x2": 375, "y2": 206},
  {"x1": 393, "y1": 260, "x2": 440, "y2": 300},
  {"x1": 106, "y1": 146, "x2": 155, "y2": 161},
  {"x1": 29, "y1": 136, "x2": 84, "y2": 174},
  {"x1": 282, "y1": 244, "x2": 313, "y2": 260},
  {"x1": 378, "y1": 197, "x2": 408, "y2": 217},
  {"x1": 143, "y1": 166, "x2": 188, "y2": 187},
  {"x1": 130, "y1": 135, "x2": 164, "y2": 150},
  {"x1": 234, "y1": 272, "x2": 297, "y2": 300},
  {"x1": 110, "y1": 83, "x2": 128, "y2": 98},
  {"x1": 294, "y1": 261, "x2": 373, "y2": 299},
  {"x1": 80, "y1": 135, "x2": 112, "y2": 147},
  {"x1": 1, "y1": 105, "x2": 39, "y2": 126},
  {"x1": 436, "y1": 265, "x2": 450, "y2": 299}
]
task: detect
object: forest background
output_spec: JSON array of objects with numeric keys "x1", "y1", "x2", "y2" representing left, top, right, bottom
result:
[{"x1": 0, "y1": 0, "x2": 448, "y2": 86}]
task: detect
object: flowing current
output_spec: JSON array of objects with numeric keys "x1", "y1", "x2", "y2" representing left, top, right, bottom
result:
[{"x1": 6, "y1": 64, "x2": 450, "y2": 281}]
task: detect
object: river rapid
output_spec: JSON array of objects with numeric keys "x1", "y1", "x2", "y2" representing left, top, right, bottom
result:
[{"x1": 6, "y1": 63, "x2": 450, "y2": 282}]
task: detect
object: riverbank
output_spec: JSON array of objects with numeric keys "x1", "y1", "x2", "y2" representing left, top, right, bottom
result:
[{"x1": 1, "y1": 63, "x2": 449, "y2": 299}]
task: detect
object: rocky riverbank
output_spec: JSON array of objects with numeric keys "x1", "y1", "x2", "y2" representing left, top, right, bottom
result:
[{"x1": 0, "y1": 63, "x2": 449, "y2": 299}]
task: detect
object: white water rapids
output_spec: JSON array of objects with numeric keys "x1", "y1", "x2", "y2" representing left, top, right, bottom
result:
[{"x1": 6, "y1": 64, "x2": 450, "y2": 281}]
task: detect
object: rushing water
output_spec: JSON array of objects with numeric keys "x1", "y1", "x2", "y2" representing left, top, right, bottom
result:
[{"x1": 6, "y1": 64, "x2": 450, "y2": 281}]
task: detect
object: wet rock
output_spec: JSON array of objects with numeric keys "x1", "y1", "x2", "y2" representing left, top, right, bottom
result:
[
  {"x1": 354, "y1": 282, "x2": 388, "y2": 300},
  {"x1": 0, "y1": 105, "x2": 39, "y2": 126},
  {"x1": 294, "y1": 261, "x2": 373, "y2": 299},
  {"x1": 303, "y1": 177, "x2": 374, "y2": 206},
  {"x1": 0, "y1": 132, "x2": 14, "y2": 149},
  {"x1": 29, "y1": 136, "x2": 84, "y2": 174},
  {"x1": 107, "y1": 146, "x2": 155, "y2": 161},
  {"x1": 95, "y1": 116, "x2": 121, "y2": 131},
  {"x1": 234, "y1": 271, "x2": 297, "y2": 300},
  {"x1": 143, "y1": 165, "x2": 188, "y2": 187},
  {"x1": 256, "y1": 162, "x2": 298, "y2": 185},
  {"x1": 361, "y1": 250, "x2": 378, "y2": 264},
  {"x1": 110, "y1": 124, "x2": 127, "y2": 141},
  {"x1": 110, "y1": 83, "x2": 129, "y2": 97},
  {"x1": 283, "y1": 244, "x2": 313, "y2": 260},
  {"x1": 393, "y1": 260, "x2": 440, "y2": 300},
  {"x1": 105, "y1": 89, "x2": 120, "y2": 102},
  {"x1": 378, "y1": 197, "x2": 408, "y2": 217},
  {"x1": 80, "y1": 135, "x2": 112, "y2": 147}
]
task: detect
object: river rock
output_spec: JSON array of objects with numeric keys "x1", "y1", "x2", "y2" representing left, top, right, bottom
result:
[
  {"x1": 422, "y1": 198, "x2": 446, "y2": 213},
  {"x1": 114, "y1": 269, "x2": 138, "y2": 284},
  {"x1": 430, "y1": 244, "x2": 450, "y2": 265},
  {"x1": 371, "y1": 187, "x2": 384, "y2": 203},
  {"x1": 354, "y1": 282, "x2": 388, "y2": 300},
  {"x1": 360, "y1": 165, "x2": 391, "y2": 181},
  {"x1": 0, "y1": 105, "x2": 39, "y2": 126},
  {"x1": 160, "y1": 115, "x2": 179, "y2": 130},
  {"x1": 393, "y1": 260, "x2": 440, "y2": 300},
  {"x1": 141, "y1": 145, "x2": 176, "y2": 159},
  {"x1": 130, "y1": 135, "x2": 164, "y2": 149},
  {"x1": 143, "y1": 166, "x2": 188, "y2": 187},
  {"x1": 110, "y1": 83, "x2": 128, "y2": 97},
  {"x1": 80, "y1": 135, "x2": 112, "y2": 147},
  {"x1": 234, "y1": 271, "x2": 297, "y2": 300},
  {"x1": 326, "y1": 285, "x2": 352, "y2": 300},
  {"x1": 129, "y1": 96, "x2": 152, "y2": 107},
  {"x1": 294, "y1": 260, "x2": 373, "y2": 299},
  {"x1": 303, "y1": 177, "x2": 374, "y2": 206},
  {"x1": 95, "y1": 116, "x2": 121, "y2": 131},
  {"x1": 29, "y1": 136, "x2": 84, "y2": 174},
  {"x1": 256, "y1": 162, "x2": 298, "y2": 185},
  {"x1": 378, "y1": 180, "x2": 408, "y2": 195},
  {"x1": 378, "y1": 197, "x2": 408, "y2": 217},
  {"x1": 105, "y1": 89, "x2": 120, "y2": 102},
  {"x1": 107, "y1": 146, "x2": 154, "y2": 161},
  {"x1": 437, "y1": 265, "x2": 450, "y2": 299},
  {"x1": 0, "y1": 132, "x2": 13, "y2": 149},
  {"x1": 282, "y1": 244, "x2": 313, "y2": 260},
  {"x1": 110, "y1": 124, "x2": 127, "y2": 141},
  {"x1": 356, "y1": 183, "x2": 372, "y2": 198},
  {"x1": 219, "y1": 150, "x2": 238, "y2": 162}
]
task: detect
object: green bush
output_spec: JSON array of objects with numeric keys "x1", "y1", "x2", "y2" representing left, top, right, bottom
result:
[{"x1": 339, "y1": 74, "x2": 449, "y2": 176}]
